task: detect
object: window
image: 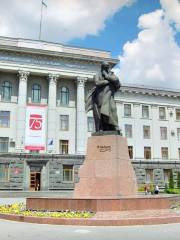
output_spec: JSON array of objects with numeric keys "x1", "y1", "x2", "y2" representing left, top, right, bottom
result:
[
  {"x1": 145, "y1": 169, "x2": 153, "y2": 183},
  {"x1": 176, "y1": 109, "x2": 180, "y2": 121},
  {"x1": 160, "y1": 127, "x2": 167, "y2": 140},
  {"x1": 0, "y1": 137, "x2": 8, "y2": 152},
  {"x1": 63, "y1": 165, "x2": 73, "y2": 182},
  {"x1": 32, "y1": 83, "x2": 41, "y2": 103},
  {"x1": 159, "y1": 107, "x2": 166, "y2": 120},
  {"x1": 0, "y1": 164, "x2": 9, "y2": 182},
  {"x1": 60, "y1": 115, "x2": 69, "y2": 131},
  {"x1": 142, "y1": 105, "x2": 149, "y2": 119},
  {"x1": 2, "y1": 81, "x2": 12, "y2": 101},
  {"x1": 143, "y1": 125, "x2": 150, "y2": 139},
  {"x1": 164, "y1": 169, "x2": 171, "y2": 183},
  {"x1": 87, "y1": 117, "x2": 95, "y2": 132},
  {"x1": 161, "y1": 147, "x2": 168, "y2": 160},
  {"x1": 177, "y1": 128, "x2": 180, "y2": 141},
  {"x1": 29, "y1": 150, "x2": 39, "y2": 154},
  {"x1": 0, "y1": 111, "x2": 10, "y2": 127},
  {"x1": 60, "y1": 87, "x2": 69, "y2": 105},
  {"x1": 144, "y1": 147, "x2": 151, "y2": 159},
  {"x1": 59, "y1": 140, "x2": 69, "y2": 154},
  {"x1": 128, "y1": 146, "x2": 133, "y2": 159},
  {"x1": 124, "y1": 104, "x2": 131, "y2": 117},
  {"x1": 125, "y1": 124, "x2": 132, "y2": 138}
]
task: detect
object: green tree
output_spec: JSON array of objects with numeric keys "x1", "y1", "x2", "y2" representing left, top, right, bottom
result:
[
  {"x1": 177, "y1": 171, "x2": 180, "y2": 189},
  {"x1": 164, "y1": 183, "x2": 168, "y2": 193},
  {"x1": 169, "y1": 170, "x2": 174, "y2": 189}
]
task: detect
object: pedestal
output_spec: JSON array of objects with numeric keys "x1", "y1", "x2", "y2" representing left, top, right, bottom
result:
[{"x1": 73, "y1": 135, "x2": 137, "y2": 198}]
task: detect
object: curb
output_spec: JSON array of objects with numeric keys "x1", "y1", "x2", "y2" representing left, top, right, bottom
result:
[{"x1": 1, "y1": 213, "x2": 180, "y2": 226}]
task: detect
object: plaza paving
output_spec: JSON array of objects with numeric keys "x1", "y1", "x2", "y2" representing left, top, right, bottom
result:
[
  {"x1": 0, "y1": 191, "x2": 73, "y2": 198},
  {"x1": 0, "y1": 196, "x2": 180, "y2": 239},
  {"x1": 0, "y1": 219, "x2": 180, "y2": 240}
]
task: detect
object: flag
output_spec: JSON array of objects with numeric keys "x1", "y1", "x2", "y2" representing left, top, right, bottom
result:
[
  {"x1": 48, "y1": 139, "x2": 53, "y2": 145},
  {"x1": 42, "y1": 0, "x2": 47, "y2": 8}
]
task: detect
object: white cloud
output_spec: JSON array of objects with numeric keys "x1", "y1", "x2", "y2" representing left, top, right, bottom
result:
[
  {"x1": 0, "y1": 0, "x2": 135, "y2": 42},
  {"x1": 145, "y1": 64, "x2": 165, "y2": 82},
  {"x1": 0, "y1": 16, "x2": 9, "y2": 36},
  {"x1": 160, "y1": 0, "x2": 180, "y2": 30},
  {"x1": 117, "y1": 9, "x2": 180, "y2": 89}
]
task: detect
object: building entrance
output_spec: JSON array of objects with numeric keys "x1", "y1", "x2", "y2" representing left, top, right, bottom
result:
[{"x1": 30, "y1": 172, "x2": 41, "y2": 191}]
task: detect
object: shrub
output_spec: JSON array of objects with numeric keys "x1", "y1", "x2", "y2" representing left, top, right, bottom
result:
[
  {"x1": 169, "y1": 170, "x2": 174, "y2": 189},
  {"x1": 149, "y1": 183, "x2": 154, "y2": 194},
  {"x1": 164, "y1": 183, "x2": 168, "y2": 193},
  {"x1": 177, "y1": 172, "x2": 180, "y2": 189},
  {"x1": 166, "y1": 188, "x2": 180, "y2": 194},
  {"x1": 138, "y1": 184, "x2": 145, "y2": 192}
]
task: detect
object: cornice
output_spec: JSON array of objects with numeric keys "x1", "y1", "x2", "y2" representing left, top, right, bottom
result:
[
  {"x1": 0, "y1": 44, "x2": 118, "y2": 67},
  {"x1": 0, "y1": 153, "x2": 85, "y2": 160},
  {"x1": 132, "y1": 159, "x2": 180, "y2": 165},
  {"x1": 0, "y1": 49, "x2": 98, "y2": 78},
  {"x1": 120, "y1": 84, "x2": 180, "y2": 98}
]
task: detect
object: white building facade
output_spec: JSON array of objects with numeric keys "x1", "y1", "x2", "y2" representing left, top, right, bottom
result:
[{"x1": 0, "y1": 36, "x2": 180, "y2": 191}]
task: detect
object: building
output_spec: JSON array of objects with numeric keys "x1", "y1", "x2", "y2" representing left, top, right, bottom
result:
[
  {"x1": 0, "y1": 36, "x2": 180, "y2": 191},
  {"x1": 117, "y1": 85, "x2": 180, "y2": 188}
]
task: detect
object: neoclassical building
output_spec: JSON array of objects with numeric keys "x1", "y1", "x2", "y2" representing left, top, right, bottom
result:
[{"x1": 0, "y1": 36, "x2": 180, "y2": 191}]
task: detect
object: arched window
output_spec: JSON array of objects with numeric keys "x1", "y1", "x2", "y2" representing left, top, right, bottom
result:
[
  {"x1": 60, "y1": 86, "x2": 69, "y2": 105},
  {"x1": 32, "y1": 83, "x2": 41, "y2": 103},
  {"x1": 2, "y1": 81, "x2": 12, "y2": 101}
]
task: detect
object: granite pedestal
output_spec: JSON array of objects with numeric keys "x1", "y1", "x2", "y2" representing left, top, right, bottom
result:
[{"x1": 73, "y1": 134, "x2": 137, "y2": 198}]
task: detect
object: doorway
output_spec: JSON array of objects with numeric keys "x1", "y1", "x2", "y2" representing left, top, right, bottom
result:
[{"x1": 30, "y1": 172, "x2": 41, "y2": 191}]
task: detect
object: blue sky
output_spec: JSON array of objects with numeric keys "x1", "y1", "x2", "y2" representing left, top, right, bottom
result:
[{"x1": 69, "y1": 0, "x2": 163, "y2": 57}]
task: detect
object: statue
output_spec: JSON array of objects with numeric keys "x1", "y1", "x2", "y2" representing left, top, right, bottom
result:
[{"x1": 86, "y1": 62, "x2": 121, "y2": 132}]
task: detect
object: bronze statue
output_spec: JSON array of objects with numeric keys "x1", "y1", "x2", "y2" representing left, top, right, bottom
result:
[{"x1": 86, "y1": 62, "x2": 121, "y2": 132}]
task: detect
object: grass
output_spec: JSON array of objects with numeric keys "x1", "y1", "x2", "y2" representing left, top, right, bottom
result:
[{"x1": 0, "y1": 203, "x2": 94, "y2": 218}]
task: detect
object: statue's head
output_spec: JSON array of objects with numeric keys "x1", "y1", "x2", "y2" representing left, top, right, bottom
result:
[{"x1": 101, "y1": 62, "x2": 110, "y2": 71}]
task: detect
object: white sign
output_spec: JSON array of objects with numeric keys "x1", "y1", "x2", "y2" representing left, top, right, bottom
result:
[{"x1": 25, "y1": 105, "x2": 46, "y2": 151}]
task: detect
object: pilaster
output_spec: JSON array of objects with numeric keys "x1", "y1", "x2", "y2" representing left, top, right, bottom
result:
[
  {"x1": 76, "y1": 77, "x2": 87, "y2": 154},
  {"x1": 47, "y1": 73, "x2": 59, "y2": 153},
  {"x1": 16, "y1": 70, "x2": 29, "y2": 152}
]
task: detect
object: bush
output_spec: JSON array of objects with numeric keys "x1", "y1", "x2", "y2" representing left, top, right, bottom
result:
[
  {"x1": 177, "y1": 172, "x2": 180, "y2": 189},
  {"x1": 166, "y1": 188, "x2": 180, "y2": 194},
  {"x1": 169, "y1": 170, "x2": 174, "y2": 189},
  {"x1": 149, "y1": 183, "x2": 154, "y2": 194},
  {"x1": 138, "y1": 184, "x2": 145, "y2": 192},
  {"x1": 164, "y1": 183, "x2": 168, "y2": 193}
]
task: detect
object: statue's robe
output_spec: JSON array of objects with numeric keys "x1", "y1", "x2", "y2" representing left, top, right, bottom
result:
[{"x1": 86, "y1": 72, "x2": 120, "y2": 131}]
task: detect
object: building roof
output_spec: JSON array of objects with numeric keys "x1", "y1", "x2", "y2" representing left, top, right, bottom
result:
[
  {"x1": 0, "y1": 36, "x2": 119, "y2": 67},
  {"x1": 120, "y1": 84, "x2": 180, "y2": 98}
]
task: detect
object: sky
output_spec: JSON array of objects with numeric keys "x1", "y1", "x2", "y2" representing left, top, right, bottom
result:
[{"x1": 0, "y1": 0, "x2": 180, "y2": 89}]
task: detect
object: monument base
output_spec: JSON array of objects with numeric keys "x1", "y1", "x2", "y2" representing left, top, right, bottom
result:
[{"x1": 73, "y1": 135, "x2": 137, "y2": 198}]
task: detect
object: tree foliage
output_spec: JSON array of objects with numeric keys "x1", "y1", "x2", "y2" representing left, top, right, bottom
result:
[
  {"x1": 169, "y1": 170, "x2": 174, "y2": 189},
  {"x1": 177, "y1": 171, "x2": 180, "y2": 189}
]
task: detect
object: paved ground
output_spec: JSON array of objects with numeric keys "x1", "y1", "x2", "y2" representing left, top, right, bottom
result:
[
  {"x1": 0, "y1": 191, "x2": 73, "y2": 198},
  {"x1": 0, "y1": 198, "x2": 25, "y2": 205},
  {"x1": 0, "y1": 219, "x2": 180, "y2": 240},
  {"x1": 94, "y1": 208, "x2": 180, "y2": 220},
  {"x1": 1, "y1": 197, "x2": 180, "y2": 239}
]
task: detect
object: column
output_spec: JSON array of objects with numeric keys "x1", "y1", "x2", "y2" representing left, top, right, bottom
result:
[
  {"x1": 47, "y1": 73, "x2": 59, "y2": 153},
  {"x1": 76, "y1": 77, "x2": 87, "y2": 154},
  {"x1": 16, "y1": 71, "x2": 29, "y2": 151}
]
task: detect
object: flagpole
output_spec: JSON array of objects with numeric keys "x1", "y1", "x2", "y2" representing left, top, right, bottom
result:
[{"x1": 39, "y1": 0, "x2": 43, "y2": 40}]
